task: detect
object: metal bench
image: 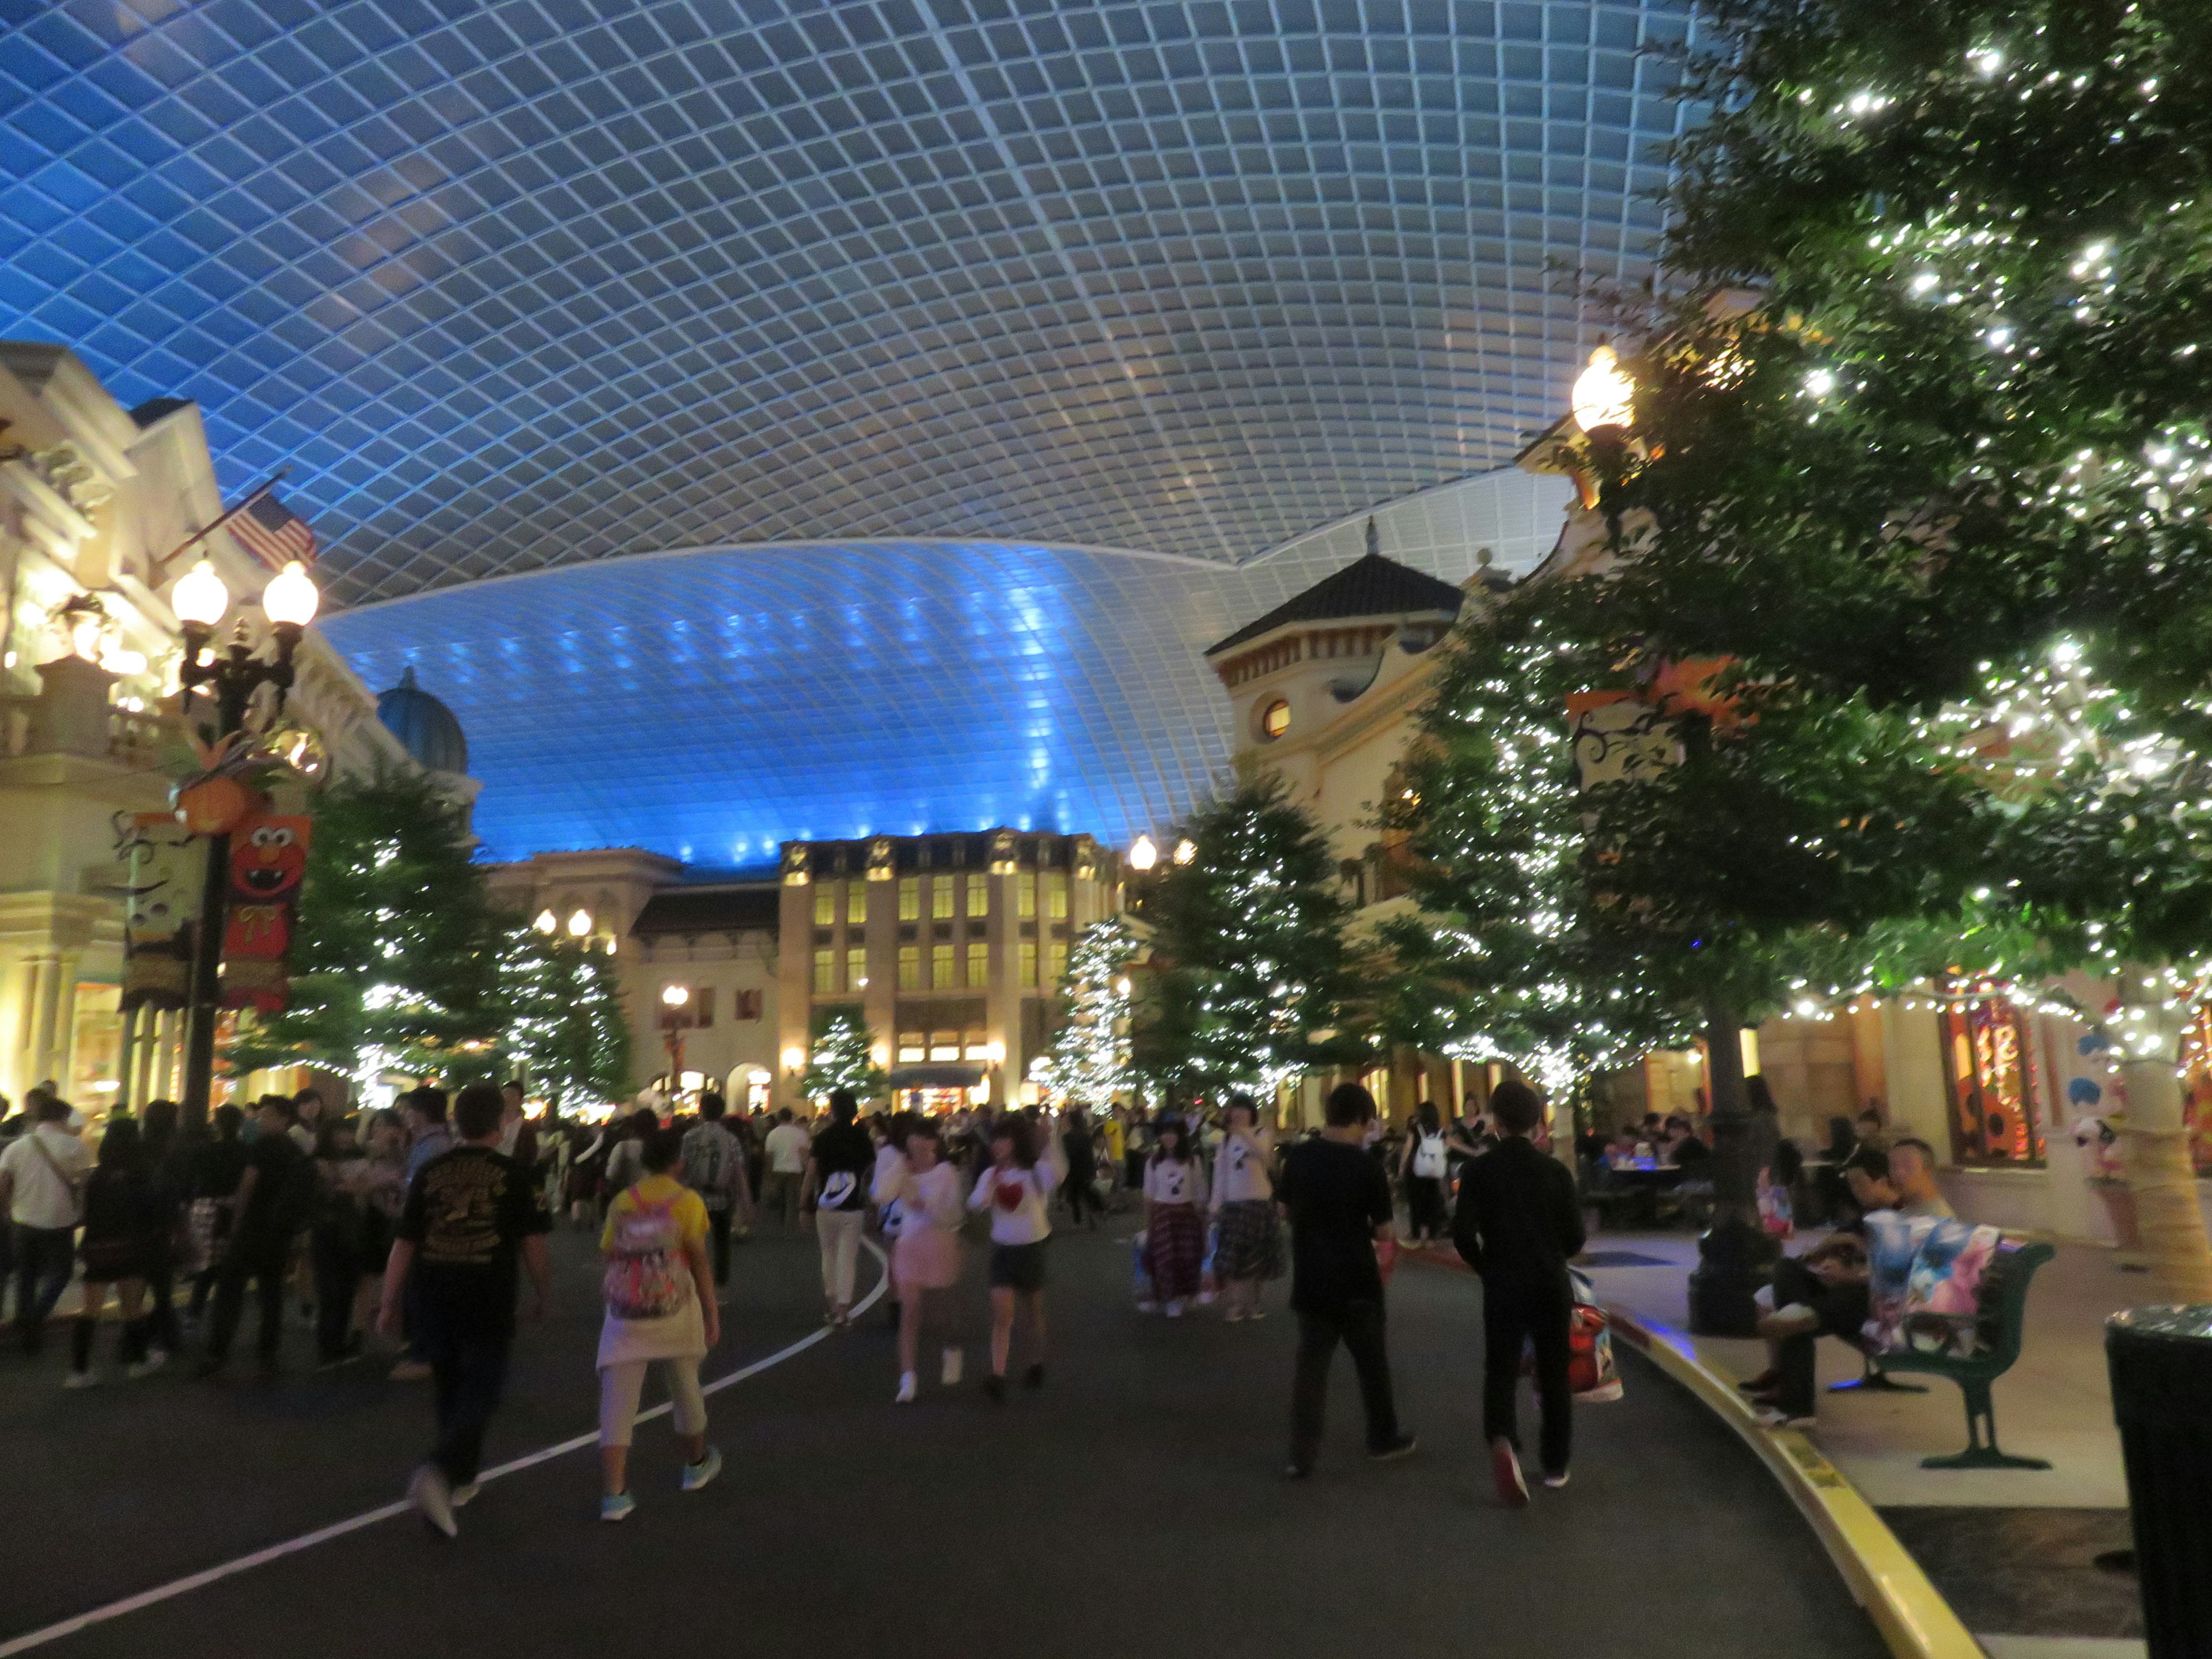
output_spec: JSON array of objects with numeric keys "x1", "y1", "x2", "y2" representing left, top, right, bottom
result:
[{"x1": 1868, "y1": 1240, "x2": 2055, "y2": 1470}]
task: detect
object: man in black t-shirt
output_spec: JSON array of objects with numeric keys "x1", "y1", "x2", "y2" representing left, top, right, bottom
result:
[
  {"x1": 1276, "y1": 1082, "x2": 1416, "y2": 1479},
  {"x1": 199, "y1": 1097, "x2": 311, "y2": 1378},
  {"x1": 378, "y1": 1081, "x2": 551, "y2": 1537}
]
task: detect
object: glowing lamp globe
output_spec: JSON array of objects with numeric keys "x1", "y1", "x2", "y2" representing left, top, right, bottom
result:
[
  {"x1": 1570, "y1": 344, "x2": 1635, "y2": 434},
  {"x1": 567, "y1": 908, "x2": 593, "y2": 937},
  {"x1": 533, "y1": 910, "x2": 558, "y2": 934},
  {"x1": 1172, "y1": 839, "x2": 1196, "y2": 866},
  {"x1": 1127, "y1": 834, "x2": 1158, "y2": 872},
  {"x1": 172, "y1": 559, "x2": 231, "y2": 628},
  {"x1": 262, "y1": 560, "x2": 320, "y2": 627}
]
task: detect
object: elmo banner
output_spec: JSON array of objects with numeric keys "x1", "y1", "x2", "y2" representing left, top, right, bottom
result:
[{"x1": 221, "y1": 811, "x2": 310, "y2": 1012}]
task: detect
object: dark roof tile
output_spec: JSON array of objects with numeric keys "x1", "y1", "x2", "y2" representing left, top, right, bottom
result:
[{"x1": 1206, "y1": 551, "x2": 1466, "y2": 656}]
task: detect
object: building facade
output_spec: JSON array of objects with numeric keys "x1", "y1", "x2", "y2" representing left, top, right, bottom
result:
[{"x1": 0, "y1": 343, "x2": 429, "y2": 1113}]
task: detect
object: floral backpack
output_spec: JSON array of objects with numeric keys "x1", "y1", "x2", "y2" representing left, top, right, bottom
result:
[{"x1": 603, "y1": 1193, "x2": 687, "y2": 1320}]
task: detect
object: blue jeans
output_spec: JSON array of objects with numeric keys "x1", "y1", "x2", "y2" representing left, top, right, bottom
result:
[{"x1": 12, "y1": 1225, "x2": 75, "y2": 1353}]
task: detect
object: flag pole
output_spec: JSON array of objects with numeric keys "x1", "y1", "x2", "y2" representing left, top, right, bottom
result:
[{"x1": 147, "y1": 468, "x2": 289, "y2": 586}]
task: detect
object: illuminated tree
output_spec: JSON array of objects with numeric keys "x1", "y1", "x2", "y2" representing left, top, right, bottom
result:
[
  {"x1": 499, "y1": 925, "x2": 632, "y2": 1114},
  {"x1": 800, "y1": 1005, "x2": 885, "y2": 1104},
  {"x1": 1032, "y1": 916, "x2": 1138, "y2": 1108}
]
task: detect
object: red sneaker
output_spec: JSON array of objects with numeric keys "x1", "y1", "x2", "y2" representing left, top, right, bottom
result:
[{"x1": 1490, "y1": 1436, "x2": 1529, "y2": 1509}]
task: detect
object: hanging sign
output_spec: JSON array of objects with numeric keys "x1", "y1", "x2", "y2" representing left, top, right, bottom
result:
[
  {"x1": 113, "y1": 810, "x2": 202, "y2": 1012},
  {"x1": 221, "y1": 810, "x2": 311, "y2": 1012}
]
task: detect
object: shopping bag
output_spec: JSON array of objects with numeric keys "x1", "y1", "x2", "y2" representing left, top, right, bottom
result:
[{"x1": 1522, "y1": 1267, "x2": 1623, "y2": 1402}]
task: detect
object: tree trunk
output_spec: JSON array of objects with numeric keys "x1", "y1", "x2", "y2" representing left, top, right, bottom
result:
[
  {"x1": 2119, "y1": 1054, "x2": 2212, "y2": 1305},
  {"x1": 1687, "y1": 1002, "x2": 1779, "y2": 1335}
]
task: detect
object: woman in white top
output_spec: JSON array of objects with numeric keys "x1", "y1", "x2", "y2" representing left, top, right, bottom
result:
[
  {"x1": 873, "y1": 1115, "x2": 964, "y2": 1404},
  {"x1": 967, "y1": 1112, "x2": 1064, "y2": 1401},
  {"x1": 1209, "y1": 1094, "x2": 1282, "y2": 1321},
  {"x1": 1141, "y1": 1118, "x2": 1209, "y2": 1316}
]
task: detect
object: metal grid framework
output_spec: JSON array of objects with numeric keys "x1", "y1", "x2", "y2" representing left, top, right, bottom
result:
[
  {"x1": 1, "y1": 0, "x2": 1684, "y2": 605},
  {"x1": 321, "y1": 466, "x2": 1570, "y2": 860}
]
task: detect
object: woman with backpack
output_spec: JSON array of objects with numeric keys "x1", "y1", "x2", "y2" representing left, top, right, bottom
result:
[
  {"x1": 1400, "y1": 1101, "x2": 1452, "y2": 1247},
  {"x1": 596, "y1": 1126, "x2": 722, "y2": 1522},
  {"x1": 1209, "y1": 1094, "x2": 1281, "y2": 1322}
]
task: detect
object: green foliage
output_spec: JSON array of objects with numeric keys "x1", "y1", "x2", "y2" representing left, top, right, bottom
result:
[
  {"x1": 801, "y1": 1005, "x2": 885, "y2": 1103},
  {"x1": 1033, "y1": 916, "x2": 1138, "y2": 1108},
  {"x1": 499, "y1": 929, "x2": 632, "y2": 1114},
  {"x1": 1132, "y1": 772, "x2": 1363, "y2": 1100},
  {"x1": 224, "y1": 767, "x2": 506, "y2": 1085}
]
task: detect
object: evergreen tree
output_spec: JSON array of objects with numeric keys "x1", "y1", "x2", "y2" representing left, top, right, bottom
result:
[
  {"x1": 224, "y1": 767, "x2": 504, "y2": 1088},
  {"x1": 499, "y1": 923, "x2": 633, "y2": 1114},
  {"x1": 1134, "y1": 772, "x2": 1363, "y2": 1103},
  {"x1": 1032, "y1": 916, "x2": 1138, "y2": 1108},
  {"x1": 800, "y1": 1005, "x2": 885, "y2": 1104},
  {"x1": 1522, "y1": 0, "x2": 2212, "y2": 1293}
]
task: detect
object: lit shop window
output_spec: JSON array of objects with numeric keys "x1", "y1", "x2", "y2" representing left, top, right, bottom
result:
[{"x1": 1939, "y1": 990, "x2": 2044, "y2": 1166}]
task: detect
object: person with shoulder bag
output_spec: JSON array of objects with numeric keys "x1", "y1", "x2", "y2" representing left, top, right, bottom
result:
[
  {"x1": 596, "y1": 1124, "x2": 722, "y2": 1522},
  {"x1": 1, "y1": 1093, "x2": 92, "y2": 1355}
]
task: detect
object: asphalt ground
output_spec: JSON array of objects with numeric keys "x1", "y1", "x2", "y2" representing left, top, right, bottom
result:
[{"x1": 0, "y1": 1218, "x2": 1888, "y2": 1658}]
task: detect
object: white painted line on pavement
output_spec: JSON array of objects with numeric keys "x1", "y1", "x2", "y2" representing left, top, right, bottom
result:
[{"x1": 0, "y1": 1243, "x2": 888, "y2": 1658}]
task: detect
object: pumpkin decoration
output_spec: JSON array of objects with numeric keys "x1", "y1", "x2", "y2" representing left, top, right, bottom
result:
[{"x1": 170, "y1": 730, "x2": 271, "y2": 836}]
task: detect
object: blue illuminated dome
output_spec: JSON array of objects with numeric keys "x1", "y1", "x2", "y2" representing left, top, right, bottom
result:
[{"x1": 376, "y1": 668, "x2": 469, "y2": 776}]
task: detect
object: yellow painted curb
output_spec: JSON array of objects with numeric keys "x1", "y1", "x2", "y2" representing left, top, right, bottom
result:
[{"x1": 1607, "y1": 1309, "x2": 1984, "y2": 1659}]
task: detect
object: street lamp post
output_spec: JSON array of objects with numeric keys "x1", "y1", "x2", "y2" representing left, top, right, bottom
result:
[{"x1": 171, "y1": 557, "x2": 320, "y2": 1122}]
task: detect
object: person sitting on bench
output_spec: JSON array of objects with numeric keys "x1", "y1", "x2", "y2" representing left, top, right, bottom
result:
[{"x1": 1740, "y1": 1138, "x2": 1953, "y2": 1425}]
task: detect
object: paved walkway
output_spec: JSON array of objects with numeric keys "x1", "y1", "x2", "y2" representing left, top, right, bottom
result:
[
  {"x1": 2, "y1": 1225, "x2": 1887, "y2": 1658},
  {"x1": 1575, "y1": 1230, "x2": 2153, "y2": 1656}
]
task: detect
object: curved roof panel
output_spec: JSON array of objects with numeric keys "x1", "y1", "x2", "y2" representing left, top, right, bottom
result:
[
  {"x1": 320, "y1": 467, "x2": 1570, "y2": 860},
  {"x1": 0, "y1": 1, "x2": 1683, "y2": 606}
]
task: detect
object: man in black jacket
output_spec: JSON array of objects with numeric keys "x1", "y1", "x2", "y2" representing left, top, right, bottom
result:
[{"x1": 1453, "y1": 1079, "x2": 1585, "y2": 1506}]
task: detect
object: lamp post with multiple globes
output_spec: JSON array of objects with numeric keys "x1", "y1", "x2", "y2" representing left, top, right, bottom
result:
[{"x1": 168, "y1": 555, "x2": 320, "y2": 1120}]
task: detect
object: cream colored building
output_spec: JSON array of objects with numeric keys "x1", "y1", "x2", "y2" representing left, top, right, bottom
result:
[{"x1": 0, "y1": 342, "x2": 421, "y2": 1113}]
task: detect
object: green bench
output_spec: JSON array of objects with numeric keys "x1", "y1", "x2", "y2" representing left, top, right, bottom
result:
[{"x1": 1867, "y1": 1238, "x2": 2055, "y2": 1470}]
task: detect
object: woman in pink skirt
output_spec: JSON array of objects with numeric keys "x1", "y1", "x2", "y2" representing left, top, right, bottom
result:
[
  {"x1": 874, "y1": 1115, "x2": 964, "y2": 1403},
  {"x1": 1142, "y1": 1118, "x2": 1209, "y2": 1316}
]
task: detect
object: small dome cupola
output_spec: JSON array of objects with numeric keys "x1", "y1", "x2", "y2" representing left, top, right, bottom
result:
[{"x1": 376, "y1": 666, "x2": 469, "y2": 774}]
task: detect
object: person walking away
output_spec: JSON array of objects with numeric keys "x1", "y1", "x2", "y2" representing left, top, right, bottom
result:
[
  {"x1": 1058, "y1": 1106, "x2": 1101, "y2": 1228},
  {"x1": 184, "y1": 1103, "x2": 247, "y2": 1322},
  {"x1": 602, "y1": 1107, "x2": 660, "y2": 1198},
  {"x1": 66, "y1": 1118, "x2": 162, "y2": 1387},
  {"x1": 199, "y1": 1096, "x2": 313, "y2": 1379},
  {"x1": 805, "y1": 1090, "x2": 874, "y2": 1326},
  {"x1": 876, "y1": 1116, "x2": 964, "y2": 1403},
  {"x1": 377, "y1": 1082, "x2": 552, "y2": 1537},
  {"x1": 1401, "y1": 1102, "x2": 1452, "y2": 1247},
  {"x1": 760, "y1": 1108, "x2": 810, "y2": 1229},
  {"x1": 309, "y1": 1118, "x2": 371, "y2": 1368},
  {"x1": 1141, "y1": 1118, "x2": 1207, "y2": 1316},
  {"x1": 968, "y1": 1113, "x2": 1061, "y2": 1400},
  {"x1": 132, "y1": 1099, "x2": 188, "y2": 1365},
  {"x1": 1451, "y1": 1079, "x2": 1584, "y2": 1505},
  {"x1": 1278, "y1": 1083, "x2": 1417, "y2": 1479},
  {"x1": 596, "y1": 1124, "x2": 722, "y2": 1521},
  {"x1": 680, "y1": 1092, "x2": 749, "y2": 1289},
  {"x1": 353, "y1": 1111, "x2": 409, "y2": 1351},
  {"x1": 1210, "y1": 1094, "x2": 1282, "y2": 1323},
  {"x1": 0, "y1": 1093, "x2": 90, "y2": 1355}
]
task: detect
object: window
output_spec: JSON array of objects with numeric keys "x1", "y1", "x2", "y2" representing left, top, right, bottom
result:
[
  {"x1": 932, "y1": 942, "x2": 954, "y2": 987},
  {"x1": 694, "y1": 987, "x2": 713, "y2": 1027},
  {"x1": 966, "y1": 873, "x2": 988, "y2": 916},
  {"x1": 813, "y1": 885, "x2": 836, "y2": 926},
  {"x1": 929, "y1": 1031, "x2": 960, "y2": 1062},
  {"x1": 898, "y1": 944, "x2": 920, "y2": 990},
  {"x1": 846, "y1": 884, "x2": 866, "y2": 925},
  {"x1": 898, "y1": 876, "x2": 919, "y2": 921},
  {"x1": 1047, "y1": 872, "x2": 1068, "y2": 920},
  {"x1": 1018, "y1": 872, "x2": 1037, "y2": 919},
  {"x1": 1939, "y1": 993, "x2": 2044, "y2": 1166},
  {"x1": 1046, "y1": 940, "x2": 1068, "y2": 984},
  {"x1": 897, "y1": 1031, "x2": 925, "y2": 1064},
  {"x1": 1259, "y1": 696, "x2": 1291, "y2": 740},
  {"x1": 843, "y1": 947, "x2": 863, "y2": 991},
  {"x1": 931, "y1": 878, "x2": 954, "y2": 920},
  {"x1": 1020, "y1": 941, "x2": 1038, "y2": 985},
  {"x1": 967, "y1": 938, "x2": 989, "y2": 987},
  {"x1": 964, "y1": 1035, "x2": 992, "y2": 1061},
  {"x1": 812, "y1": 949, "x2": 835, "y2": 995}
]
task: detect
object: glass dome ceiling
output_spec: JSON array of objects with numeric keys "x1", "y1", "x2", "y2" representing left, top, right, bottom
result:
[
  {"x1": 0, "y1": 0, "x2": 1685, "y2": 608},
  {"x1": 325, "y1": 467, "x2": 1570, "y2": 861}
]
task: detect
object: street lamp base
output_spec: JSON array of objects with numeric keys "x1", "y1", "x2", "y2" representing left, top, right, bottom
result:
[{"x1": 1687, "y1": 1215, "x2": 1781, "y2": 1337}]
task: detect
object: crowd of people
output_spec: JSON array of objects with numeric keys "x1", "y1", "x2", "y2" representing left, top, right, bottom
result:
[{"x1": 2, "y1": 1070, "x2": 1596, "y2": 1532}]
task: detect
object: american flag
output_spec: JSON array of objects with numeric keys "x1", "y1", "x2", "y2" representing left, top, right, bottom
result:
[{"x1": 228, "y1": 490, "x2": 316, "y2": 573}]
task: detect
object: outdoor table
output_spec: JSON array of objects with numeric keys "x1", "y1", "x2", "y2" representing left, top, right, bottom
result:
[{"x1": 1600, "y1": 1161, "x2": 1686, "y2": 1228}]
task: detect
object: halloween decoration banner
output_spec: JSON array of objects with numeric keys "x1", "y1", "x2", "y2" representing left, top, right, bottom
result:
[
  {"x1": 113, "y1": 810, "x2": 202, "y2": 1012},
  {"x1": 221, "y1": 810, "x2": 310, "y2": 1012}
]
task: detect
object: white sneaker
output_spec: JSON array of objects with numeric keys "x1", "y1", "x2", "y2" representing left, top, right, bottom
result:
[
  {"x1": 126, "y1": 1350, "x2": 169, "y2": 1380},
  {"x1": 451, "y1": 1482, "x2": 481, "y2": 1508},
  {"x1": 895, "y1": 1372, "x2": 917, "y2": 1404},
  {"x1": 1135, "y1": 1300, "x2": 1159, "y2": 1313},
  {"x1": 939, "y1": 1346, "x2": 963, "y2": 1385},
  {"x1": 63, "y1": 1369, "x2": 99, "y2": 1390},
  {"x1": 1165, "y1": 1300, "x2": 1184, "y2": 1319},
  {"x1": 1755, "y1": 1407, "x2": 1817, "y2": 1430},
  {"x1": 409, "y1": 1465, "x2": 457, "y2": 1538}
]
